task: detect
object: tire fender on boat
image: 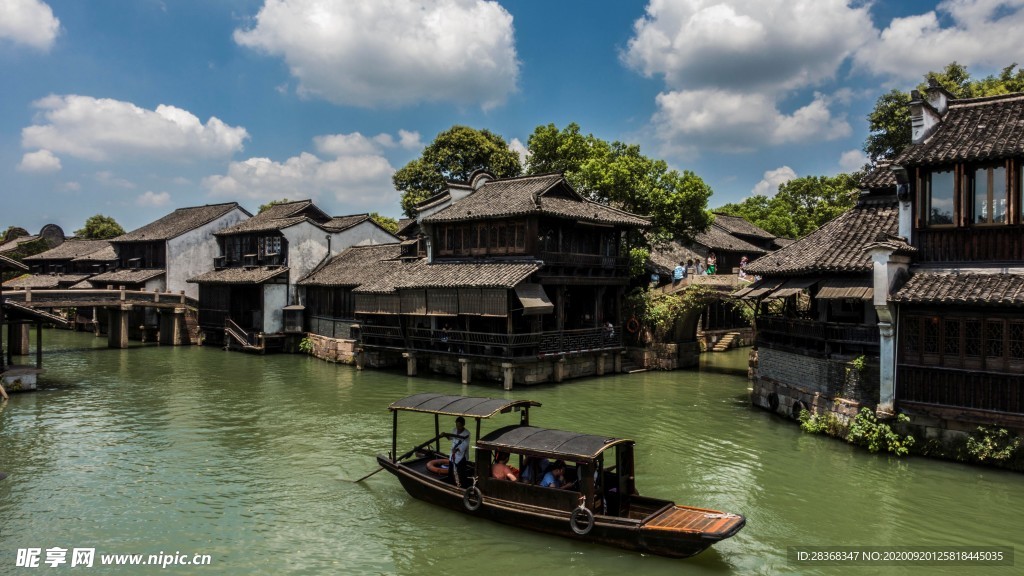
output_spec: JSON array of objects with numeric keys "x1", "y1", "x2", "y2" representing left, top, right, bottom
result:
[
  {"x1": 570, "y1": 507, "x2": 594, "y2": 536},
  {"x1": 463, "y1": 485, "x2": 482, "y2": 511}
]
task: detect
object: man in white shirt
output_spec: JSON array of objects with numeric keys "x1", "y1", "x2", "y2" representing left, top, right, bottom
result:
[{"x1": 444, "y1": 416, "x2": 471, "y2": 486}]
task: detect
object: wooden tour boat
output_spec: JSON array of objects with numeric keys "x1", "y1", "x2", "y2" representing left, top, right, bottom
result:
[{"x1": 377, "y1": 393, "x2": 745, "y2": 558}]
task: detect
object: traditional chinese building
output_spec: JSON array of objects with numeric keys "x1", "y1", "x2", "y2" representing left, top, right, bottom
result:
[
  {"x1": 331, "y1": 171, "x2": 649, "y2": 387},
  {"x1": 3, "y1": 239, "x2": 115, "y2": 290},
  {"x1": 188, "y1": 200, "x2": 398, "y2": 351}
]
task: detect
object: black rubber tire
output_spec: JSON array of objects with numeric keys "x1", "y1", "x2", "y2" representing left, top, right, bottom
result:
[
  {"x1": 463, "y1": 486, "x2": 482, "y2": 511},
  {"x1": 792, "y1": 400, "x2": 806, "y2": 420},
  {"x1": 570, "y1": 507, "x2": 594, "y2": 536},
  {"x1": 767, "y1": 392, "x2": 779, "y2": 412}
]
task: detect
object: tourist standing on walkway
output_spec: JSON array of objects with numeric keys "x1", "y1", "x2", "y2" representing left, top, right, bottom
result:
[
  {"x1": 707, "y1": 252, "x2": 717, "y2": 275},
  {"x1": 673, "y1": 261, "x2": 685, "y2": 285}
]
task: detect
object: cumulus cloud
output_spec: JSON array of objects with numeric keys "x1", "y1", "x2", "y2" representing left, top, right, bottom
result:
[
  {"x1": 509, "y1": 137, "x2": 529, "y2": 166},
  {"x1": 625, "y1": 0, "x2": 871, "y2": 155},
  {"x1": 839, "y1": 149, "x2": 869, "y2": 173},
  {"x1": 854, "y1": 0, "x2": 1024, "y2": 80},
  {"x1": 653, "y1": 90, "x2": 850, "y2": 155},
  {"x1": 94, "y1": 171, "x2": 135, "y2": 189},
  {"x1": 137, "y1": 191, "x2": 171, "y2": 207},
  {"x1": 21, "y1": 95, "x2": 248, "y2": 162},
  {"x1": 234, "y1": 0, "x2": 519, "y2": 109},
  {"x1": 18, "y1": 149, "x2": 61, "y2": 172},
  {"x1": 203, "y1": 130, "x2": 411, "y2": 211},
  {"x1": 752, "y1": 166, "x2": 797, "y2": 196},
  {"x1": 0, "y1": 0, "x2": 60, "y2": 50}
]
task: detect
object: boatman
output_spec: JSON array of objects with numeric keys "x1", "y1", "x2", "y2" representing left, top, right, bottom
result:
[{"x1": 444, "y1": 416, "x2": 471, "y2": 486}]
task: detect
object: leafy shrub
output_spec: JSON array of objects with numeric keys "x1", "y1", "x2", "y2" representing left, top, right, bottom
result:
[
  {"x1": 799, "y1": 409, "x2": 846, "y2": 438},
  {"x1": 965, "y1": 426, "x2": 1021, "y2": 463},
  {"x1": 846, "y1": 407, "x2": 915, "y2": 456},
  {"x1": 299, "y1": 337, "x2": 314, "y2": 354}
]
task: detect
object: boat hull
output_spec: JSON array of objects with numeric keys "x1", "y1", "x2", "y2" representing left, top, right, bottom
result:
[{"x1": 376, "y1": 455, "x2": 743, "y2": 558}]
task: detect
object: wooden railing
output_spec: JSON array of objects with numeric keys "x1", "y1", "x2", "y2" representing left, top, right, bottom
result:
[
  {"x1": 225, "y1": 318, "x2": 258, "y2": 348},
  {"x1": 897, "y1": 365, "x2": 1024, "y2": 414},
  {"x1": 756, "y1": 317, "x2": 879, "y2": 355},
  {"x1": 307, "y1": 315, "x2": 357, "y2": 339},
  {"x1": 539, "y1": 251, "x2": 629, "y2": 270},
  {"x1": 358, "y1": 325, "x2": 623, "y2": 358},
  {"x1": 915, "y1": 226, "x2": 1024, "y2": 263},
  {"x1": 5, "y1": 287, "x2": 198, "y2": 309}
]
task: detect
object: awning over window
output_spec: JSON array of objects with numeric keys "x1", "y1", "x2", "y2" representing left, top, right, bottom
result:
[
  {"x1": 739, "y1": 279, "x2": 783, "y2": 299},
  {"x1": 770, "y1": 277, "x2": 820, "y2": 298},
  {"x1": 514, "y1": 283, "x2": 553, "y2": 315},
  {"x1": 816, "y1": 277, "x2": 873, "y2": 300}
]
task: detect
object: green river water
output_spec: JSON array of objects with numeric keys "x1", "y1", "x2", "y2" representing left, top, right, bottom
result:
[{"x1": 0, "y1": 329, "x2": 1020, "y2": 575}]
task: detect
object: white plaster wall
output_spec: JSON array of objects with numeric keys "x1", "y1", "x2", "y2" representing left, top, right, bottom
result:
[
  {"x1": 283, "y1": 221, "x2": 399, "y2": 287},
  {"x1": 144, "y1": 277, "x2": 166, "y2": 293},
  {"x1": 263, "y1": 283, "x2": 288, "y2": 333},
  {"x1": 337, "y1": 221, "x2": 399, "y2": 249},
  {"x1": 166, "y1": 207, "x2": 249, "y2": 299}
]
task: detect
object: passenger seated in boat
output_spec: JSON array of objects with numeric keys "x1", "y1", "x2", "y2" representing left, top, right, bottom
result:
[
  {"x1": 519, "y1": 456, "x2": 549, "y2": 485},
  {"x1": 539, "y1": 460, "x2": 573, "y2": 489},
  {"x1": 491, "y1": 452, "x2": 517, "y2": 482}
]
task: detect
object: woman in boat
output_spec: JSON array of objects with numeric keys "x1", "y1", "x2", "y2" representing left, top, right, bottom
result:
[{"x1": 491, "y1": 452, "x2": 517, "y2": 482}]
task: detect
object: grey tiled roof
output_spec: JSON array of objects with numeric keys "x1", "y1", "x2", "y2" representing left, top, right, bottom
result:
[
  {"x1": 88, "y1": 269, "x2": 165, "y2": 284},
  {"x1": 114, "y1": 203, "x2": 245, "y2": 242},
  {"x1": 893, "y1": 272, "x2": 1024, "y2": 306},
  {"x1": 711, "y1": 213, "x2": 775, "y2": 240},
  {"x1": 895, "y1": 93, "x2": 1024, "y2": 166},
  {"x1": 322, "y1": 214, "x2": 371, "y2": 232},
  {"x1": 23, "y1": 239, "x2": 111, "y2": 261},
  {"x1": 695, "y1": 224, "x2": 768, "y2": 254},
  {"x1": 353, "y1": 259, "x2": 542, "y2": 294},
  {"x1": 216, "y1": 215, "x2": 306, "y2": 235},
  {"x1": 298, "y1": 244, "x2": 402, "y2": 287},
  {"x1": 73, "y1": 245, "x2": 118, "y2": 262},
  {"x1": 423, "y1": 174, "x2": 649, "y2": 227},
  {"x1": 3, "y1": 273, "x2": 90, "y2": 289},
  {"x1": 0, "y1": 235, "x2": 40, "y2": 253},
  {"x1": 188, "y1": 266, "x2": 289, "y2": 285},
  {"x1": 746, "y1": 197, "x2": 898, "y2": 276},
  {"x1": 858, "y1": 167, "x2": 897, "y2": 190}
]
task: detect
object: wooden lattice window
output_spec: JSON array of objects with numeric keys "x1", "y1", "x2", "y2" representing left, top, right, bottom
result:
[
  {"x1": 922, "y1": 317, "x2": 939, "y2": 354},
  {"x1": 1010, "y1": 322, "x2": 1024, "y2": 361},
  {"x1": 986, "y1": 320, "x2": 1005, "y2": 358},
  {"x1": 903, "y1": 315, "x2": 920, "y2": 355},
  {"x1": 943, "y1": 319, "x2": 960, "y2": 356},
  {"x1": 965, "y1": 320, "x2": 982, "y2": 357}
]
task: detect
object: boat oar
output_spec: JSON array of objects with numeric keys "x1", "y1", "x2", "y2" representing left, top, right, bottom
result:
[
  {"x1": 352, "y1": 432, "x2": 446, "y2": 483},
  {"x1": 353, "y1": 467, "x2": 385, "y2": 483}
]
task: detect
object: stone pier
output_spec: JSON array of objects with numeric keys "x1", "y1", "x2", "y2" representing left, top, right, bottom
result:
[
  {"x1": 159, "y1": 307, "x2": 185, "y2": 346},
  {"x1": 107, "y1": 306, "x2": 130, "y2": 349}
]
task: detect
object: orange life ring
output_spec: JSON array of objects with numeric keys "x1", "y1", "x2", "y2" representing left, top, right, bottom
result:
[
  {"x1": 426, "y1": 458, "x2": 450, "y2": 476},
  {"x1": 626, "y1": 317, "x2": 640, "y2": 334}
]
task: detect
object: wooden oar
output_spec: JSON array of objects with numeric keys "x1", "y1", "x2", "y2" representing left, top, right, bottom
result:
[{"x1": 353, "y1": 432, "x2": 446, "y2": 483}]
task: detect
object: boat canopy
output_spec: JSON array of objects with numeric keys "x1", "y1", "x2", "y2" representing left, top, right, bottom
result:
[
  {"x1": 388, "y1": 393, "x2": 541, "y2": 419},
  {"x1": 478, "y1": 425, "x2": 634, "y2": 463}
]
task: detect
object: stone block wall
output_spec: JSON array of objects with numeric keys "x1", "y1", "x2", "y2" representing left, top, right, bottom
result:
[
  {"x1": 305, "y1": 333, "x2": 357, "y2": 364},
  {"x1": 751, "y1": 347, "x2": 880, "y2": 421}
]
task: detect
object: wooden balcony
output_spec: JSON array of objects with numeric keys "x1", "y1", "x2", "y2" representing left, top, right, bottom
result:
[
  {"x1": 897, "y1": 364, "x2": 1024, "y2": 415},
  {"x1": 539, "y1": 251, "x2": 629, "y2": 270},
  {"x1": 358, "y1": 325, "x2": 623, "y2": 359},
  {"x1": 915, "y1": 226, "x2": 1024, "y2": 263},
  {"x1": 756, "y1": 316, "x2": 879, "y2": 356}
]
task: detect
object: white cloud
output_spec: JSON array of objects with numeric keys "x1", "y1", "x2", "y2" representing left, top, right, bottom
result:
[
  {"x1": 137, "y1": 191, "x2": 171, "y2": 207},
  {"x1": 752, "y1": 166, "x2": 797, "y2": 196},
  {"x1": 839, "y1": 149, "x2": 869, "y2": 173},
  {"x1": 61, "y1": 181, "x2": 80, "y2": 192},
  {"x1": 94, "y1": 171, "x2": 135, "y2": 189},
  {"x1": 234, "y1": 0, "x2": 519, "y2": 109},
  {"x1": 509, "y1": 137, "x2": 529, "y2": 166},
  {"x1": 854, "y1": 0, "x2": 1024, "y2": 80},
  {"x1": 653, "y1": 90, "x2": 850, "y2": 155},
  {"x1": 18, "y1": 149, "x2": 61, "y2": 172},
  {"x1": 203, "y1": 130, "x2": 406, "y2": 211},
  {"x1": 0, "y1": 0, "x2": 60, "y2": 50},
  {"x1": 625, "y1": 0, "x2": 871, "y2": 156},
  {"x1": 22, "y1": 95, "x2": 248, "y2": 162}
]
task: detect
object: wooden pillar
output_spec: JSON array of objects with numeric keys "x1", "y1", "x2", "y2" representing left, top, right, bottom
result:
[
  {"x1": 597, "y1": 353, "x2": 607, "y2": 376},
  {"x1": 403, "y1": 351, "x2": 417, "y2": 377},
  {"x1": 553, "y1": 357, "x2": 565, "y2": 383},
  {"x1": 107, "y1": 306, "x2": 129, "y2": 349},
  {"x1": 614, "y1": 351, "x2": 623, "y2": 373},
  {"x1": 35, "y1": 321, "x2": 42, "y2": 369},
  {"x1": 501, "y1": 362, "x2": 514, "y2": 390},
  {"x1": 12, "y1": 324, "x2": 30, "y2": 356},
  {"x1": 459, "y1": 358, "x2": 472, "y2": 384}
]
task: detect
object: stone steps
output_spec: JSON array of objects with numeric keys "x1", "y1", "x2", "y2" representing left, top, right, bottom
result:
[{"x1": 712, "y1": 332, "x2": 741, "y2": 352}]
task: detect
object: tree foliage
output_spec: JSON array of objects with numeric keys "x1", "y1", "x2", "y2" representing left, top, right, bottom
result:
[
  {"x1": 716, "y1": 173, "x2": 860, "y2": 238},
  {"x1": 75, "y1": 214, "x2": 125, "y2": 240},
  {"x1": 526, "y1": 123, "x2": 713, "y2": 243},
  {"x1": 865, "y1": 62, "x2": 1024, "y2": 163},
  {"x1": 368, "y1": 212, "x2": 399, "y2": 234},
  {"x1": 393, "y1": 125, "x2": 522, "y2": 217}
]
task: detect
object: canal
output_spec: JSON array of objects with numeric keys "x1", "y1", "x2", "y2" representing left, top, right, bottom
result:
[{"x1": 0, "y1": 329, "x2": 1020, "y2": 575}]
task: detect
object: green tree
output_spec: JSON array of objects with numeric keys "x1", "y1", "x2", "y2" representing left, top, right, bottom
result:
[
  {"x1": 75, "y1": 214, "x2": 125, "y2": 239},
  {"x1": 526, "y1": 123, "x2": 713, "y2": 243},
  {"x1": 259, "y1": 198, "x2": 291, "y2": 213},
  {"x1": 716, "y1": 173, "x2": 860, "y2": 239},
  {"x1": 393, "y1": 125, "x2": 522, "y2": 217},
  {"x1": 368, "y1": 212, "x2": 399, "y2": 234}
]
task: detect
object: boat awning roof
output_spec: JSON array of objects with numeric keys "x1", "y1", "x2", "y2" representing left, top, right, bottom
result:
[
  {"x1": 816, "y1": 277, "x2": 873, "y2": 300},
  {"x1": 477, "y1": 425, "x2": 633, "y2": 463},
  {"x1": 514, "y1": 283, "x2": 553, "y2": 315},
  {"x1": 388, "y1": 393, "x2": 541, "y2": 419}
]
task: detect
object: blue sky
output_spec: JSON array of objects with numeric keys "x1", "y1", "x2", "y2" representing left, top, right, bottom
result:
[{"x1": 3, "y1": 0, "x2": 1023, "y2": 234}]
